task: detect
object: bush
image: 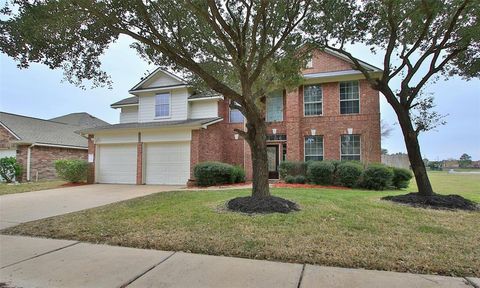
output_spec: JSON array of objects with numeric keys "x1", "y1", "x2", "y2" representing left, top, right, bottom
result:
[
  {"x1": 284, "y1": 175, "x2": 306, "y2": 184},
  {"x1": 361, "y1": 164, "x2": 394, "y2": 190},
  {"x1": 0, "y1": 157, "x2": 23, "y2": 183},
  {"x1": 194, "y1": 162, "x2": 237, "y2": 186},
  {"x1": 279, "y1": 161, "x2": 307, "y2": 179},
  {"x1": 232, "y1": 165, "x2": 246, "y2": 183},
  {"x1": 336, "y1": 162, "x2": 363, "y2": 188},
  {"x1": 54, "y1": 159, "x2": 88, "y2": 183},
  {"x1": 294, "y1": 175, "x2": 306, "y2": 184},
  {"x1": 307, "y1": 161, "x2": 335, "y2": 185},
  {"x1": 392, "y1": 167, "x2": 413, "y2": 189}
]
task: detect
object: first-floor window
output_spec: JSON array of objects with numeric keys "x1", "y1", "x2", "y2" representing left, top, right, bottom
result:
[
  {"x1": 229, "y1": 101, "x2": 244, "y2": 123},
  {"x1": 341, "y1": 134, "x2": 361, "y2": 161},
  {"x1": 304, "y1": 135, "x2": 323, "y2": 161}
]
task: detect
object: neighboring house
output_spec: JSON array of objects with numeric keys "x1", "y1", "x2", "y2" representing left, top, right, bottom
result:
[
  {"x1": 0, "y1": 112, "x2": 108, "y2": 181},
  {"x1": 80, "y1": 48, "x2": 382, "y2": 185},
  {"x1": 381, "y1": 153, "x2": 410, "y2": 169}
]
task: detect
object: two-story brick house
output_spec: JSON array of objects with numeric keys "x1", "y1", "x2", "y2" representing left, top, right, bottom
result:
[{"x1": 81, "y1": 48, "x2": 382, "y2": 185}]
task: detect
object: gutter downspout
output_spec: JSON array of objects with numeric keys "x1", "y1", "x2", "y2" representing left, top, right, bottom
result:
[{"x1": 26, "y1": 144, "x2": 35, "y2": 181}]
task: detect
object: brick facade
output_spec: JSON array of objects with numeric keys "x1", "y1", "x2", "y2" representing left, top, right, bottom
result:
[
  {"x1": 16, "y1": 145, "x2": 87, "y2": 181},
  {"x1": 190, "y1": 49, "x2": 381, "y2": 180},
  {"x1": 0, "y1": 125, "x2": 17, "y2": 149}
]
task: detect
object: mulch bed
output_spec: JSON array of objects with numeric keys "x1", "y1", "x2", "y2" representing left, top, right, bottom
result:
[
  {"x1": 227, "y1": 196, "x2": 300, "y2": 214},
  {"x1": 272, "y1": 183, "x2": 351, "y2": 190},
  {"x1": 382, "y1": 192, "x2": 479, "y2": 211}
]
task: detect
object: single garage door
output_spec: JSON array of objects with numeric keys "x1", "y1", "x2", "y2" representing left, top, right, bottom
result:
[
  {"x1": 145, "y1": 142, "x2": 190, "y2": 185},
  {"x1": 97, "y1": 144, "x2": 137, "y2": 184}
]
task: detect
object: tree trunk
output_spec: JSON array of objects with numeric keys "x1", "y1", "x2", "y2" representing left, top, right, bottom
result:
[
  {"x1": 245, "y1": 120, "x2": 271, "y2": 198},
  {"x1": 396, "y1": 110, "x2": 434, "y2": 196}
]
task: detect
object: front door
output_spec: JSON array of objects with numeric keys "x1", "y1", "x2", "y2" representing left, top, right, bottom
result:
[{"x1": 267, "y1": 145, "x2": 279, "y2": 179}]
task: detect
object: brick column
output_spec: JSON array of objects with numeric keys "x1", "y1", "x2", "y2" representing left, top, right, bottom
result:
[
  {"x1": 136, "y1": 132, "x2": 144, "y2": 185},
  {"x1": 285, "y1": 88, "x2": 302, "y2": 161}
]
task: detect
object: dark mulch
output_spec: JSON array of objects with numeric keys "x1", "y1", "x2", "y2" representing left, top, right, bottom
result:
[
  {"x1": 227, "y1": 196, "x2": 300, "y2": 214},
  {"x1": 382, "y1": 192, "x2": 479, "y2": 211}
]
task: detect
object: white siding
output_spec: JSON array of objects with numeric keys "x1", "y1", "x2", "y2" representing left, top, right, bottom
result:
[
  {"x1": 138, "y1": 88, "x2": 189, "y2": 122},
  {"x1": 189, "y1": 100, "x2": 219, "y2": 119},
  {"x1": 119, "y1": 106, "x2": 138, "y2": 123},
  {"x1": 143, "y1": 71, "x2": 183, "y2": 88},
  {"x1": 142, "y1": 129, "x2": 191, "y2": 142},
  {"x1": 95, "y1": 132, "x2": 138, "y2": 144}
]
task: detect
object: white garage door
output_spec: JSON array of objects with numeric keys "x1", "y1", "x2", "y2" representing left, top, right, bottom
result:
[
  {"x1": 97, "y1": 144, "x2": 137, "y2": 184},
  {"x1": 145, "y1": 142, "x2": 190, "y2": 185}
]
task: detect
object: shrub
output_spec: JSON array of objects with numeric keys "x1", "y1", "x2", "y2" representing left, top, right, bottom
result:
[
  {"x1": 336, "y1": 162, "x2": 363, "y2": 188},
  {"x1": 284, "y1": 175, "x2": 306, "y2": 184},
  {"x1": 279, "y1": 161, "x2": 307, "y2": 179},
  {"x1": 54, "y1": 159, "x2": 88, "y2": 183},
  {"x1": 392, "y1": 167, "x2": 413, "y2": 189},
  {"x1": 294, "y1": 175, "x2": 306, "y2": 184},
  {"x1": 307, "y1": 161, "x2": 335, "y2": 185},
  {"x1": 232, "y1": 165, "x2": 246, "y2": 183},
  {"x1": 0, "y1": 157, "x2": 23, "y2": 183},
  {"x1": 361, "y1": 164, "x2": 394, "y2": 190},
  {"x1": 284, "y1": 175, "x2": 295, "y2": 184},
  {"x1": 194, "y1": 162, "x2": 236, "y2": 186}
]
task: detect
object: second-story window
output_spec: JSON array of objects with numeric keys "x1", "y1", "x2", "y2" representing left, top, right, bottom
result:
[
  {"x1": 155, "y1": 93, "x2": 170, "y2": 117},
  {"x1": 304, "y1": 85, "x2": 323, "y2": 116},
  {"x1": 229, "y1": 101, "x2": 244, "y2": 123},
  {"x1": 266, "y1": 92, "x2": 283, "y2": 122},
  {"x1": 340, "y1": 81, "x2": 360, "y2": 114}
]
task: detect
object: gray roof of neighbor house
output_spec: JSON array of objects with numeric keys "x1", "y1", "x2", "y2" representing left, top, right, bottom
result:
[
  {"x1": 79, "y1": 117, "x2": 222, "y2": 134},
  {"x1": 0, "y1": 112, "x2": 93, "y2": 148},
  {"x1": 49, "y1": 112, "x2": 109, "y2": 128}
]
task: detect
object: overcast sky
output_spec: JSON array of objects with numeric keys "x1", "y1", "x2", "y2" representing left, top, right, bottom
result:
[{"x1": 1, "y1": 36, "x2": 479, "y2": 161}]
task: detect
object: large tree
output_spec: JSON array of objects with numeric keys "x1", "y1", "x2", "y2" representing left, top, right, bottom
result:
[
  {"x1": 305, "y1": 0, "x2": 479, "y2": 198},
  {"x1": 1, "y1": 0, "x2": 310, "y2": 212}
]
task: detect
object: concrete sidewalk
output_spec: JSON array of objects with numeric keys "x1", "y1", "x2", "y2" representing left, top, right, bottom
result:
[{"x1": 1, "y1": 235, "x2": 478, "y2": 288}]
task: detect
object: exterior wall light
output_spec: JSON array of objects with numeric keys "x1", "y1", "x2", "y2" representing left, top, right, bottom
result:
[
  {"x1": 234, "y1": 133, "x2": 239, "y2": 140},
  {"x1": 272, "y1": 128, "x2": 277, "y2": 135}
]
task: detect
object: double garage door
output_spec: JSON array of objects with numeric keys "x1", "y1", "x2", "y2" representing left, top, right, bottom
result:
[{"x1": 96, "y1": 142, "x2": 190, "y2": 185}]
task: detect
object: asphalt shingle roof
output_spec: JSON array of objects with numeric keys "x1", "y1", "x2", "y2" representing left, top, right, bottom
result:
[
  {"x1": 79, "y1": 117, "x2": 222, "y2": 134},
  {"x1": 110, "y1": 96, "x2": 139, "y2": 107},
  {"x1": 49, "y1": 112, "x2": 109, "y2": 128},
  {"x1": 0, "y1": 112, "x2": 90, "y2": 148},
  {"x1": 188, "y1": 91, "x2": 222, "y2": 100}
]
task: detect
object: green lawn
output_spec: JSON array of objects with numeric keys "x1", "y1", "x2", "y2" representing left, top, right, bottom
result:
[
  {"x1": 2, "y1": 172, "x2": 479, "y2": 277},
  {"x1": 0, "y1": 180, "x2": 67, "y2": 196}
]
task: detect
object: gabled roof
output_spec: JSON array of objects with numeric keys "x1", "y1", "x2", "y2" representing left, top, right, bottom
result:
[
  {"x1": 129, "y1": 68, "x2": 187, "y2": 93},
  {"x1": 322, "y1": 47, "x2": 382, "y2": 72},
  {"x1": 49, "y1": 112, "x2": 109, "y2": 128},
  {"x1": 78, "y1": 117, "x2": 223, "y2": 134},
  {"x1": 0, "y1": 112, "x2": 89, "y2": 148}
]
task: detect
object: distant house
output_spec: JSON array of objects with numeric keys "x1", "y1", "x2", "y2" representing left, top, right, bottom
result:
[
  {"x1": 443, "y1": 160, "x2": 459, "y2": 169},
  {"x1": 0, "y1": 112, "x2": 108, "y2": 181}
]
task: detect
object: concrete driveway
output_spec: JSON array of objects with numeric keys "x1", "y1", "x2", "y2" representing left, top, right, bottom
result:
[{"x1": 0, "y1": 184, "x2": 181, "y2": 229}]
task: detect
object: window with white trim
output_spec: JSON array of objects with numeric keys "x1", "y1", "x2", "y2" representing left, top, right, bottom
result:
[
  {"x1": 304, "y1": 135, "x2": 323, "y2": 161},
  {"x1": 155, "y1": 93, "x2": 170, "y2": 117},
  {"x1": 304, "y1": 85, "x2": 322, "y2": 116},
  {"x1": 341, "y1": 134, "x2": 361, "y2": 161},
  {"x1": 229, "y1": 101, "x2": 244, "y2": 123},
  {"x1": 340, "y1": 81, "x2": 360, "y2": 114},
  {"x1": 266, "y1": 92, "x2": 283, "y2": 122}
]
